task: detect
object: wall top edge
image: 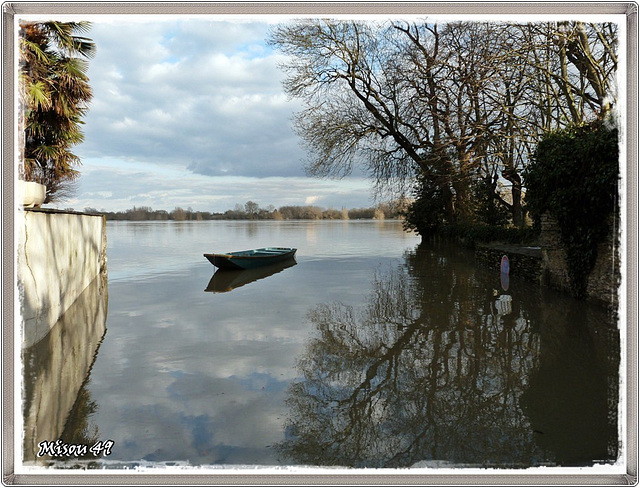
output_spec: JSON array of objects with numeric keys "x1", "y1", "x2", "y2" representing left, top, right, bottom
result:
[{"x1": 22, "y1": 207, "x2": 105, "y2": 218}]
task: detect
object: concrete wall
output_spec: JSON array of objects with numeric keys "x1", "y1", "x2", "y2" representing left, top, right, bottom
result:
[{"x1": 17, "y1": 208, "x2": 107, "y2": 347}]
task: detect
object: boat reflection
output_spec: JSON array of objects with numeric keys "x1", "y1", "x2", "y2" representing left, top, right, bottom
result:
[{"x1": 205, "y1": 258, "x2": 297, "y2": 293}]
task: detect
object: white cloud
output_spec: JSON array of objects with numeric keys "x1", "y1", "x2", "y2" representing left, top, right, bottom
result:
[
  {"x1": 62, "y1": 157, "x2": 373, "y2": 213},
  {"x1": 305, "y1": 196, "x2": 319, "y2": 205},
  {"x1": 37, "y1": 17, "x2": 379, "y2": 212},
  {"x1": 77, "y1": 19, "x2": 309, "y2": 180}
]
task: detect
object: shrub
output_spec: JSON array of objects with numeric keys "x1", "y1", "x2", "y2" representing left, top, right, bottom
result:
[
  {"x1": 402, "y1": 175, "x2": 449, "y2": 236},
  {"x1": 524, "y1": 119, "x2": 619, "y2": 297}
]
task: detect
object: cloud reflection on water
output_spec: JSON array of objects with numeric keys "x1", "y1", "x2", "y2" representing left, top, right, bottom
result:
[{"x1": 26, "y1": 222, "x2": 618, "y2": 470}]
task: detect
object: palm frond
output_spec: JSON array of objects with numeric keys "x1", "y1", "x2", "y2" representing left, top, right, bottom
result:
[
  {"x1": 26, "y1": 81, "x2": 52, "y2": 109},
  {"x1": 19, "y1": 20, "x2": 94, "y2": 202}
]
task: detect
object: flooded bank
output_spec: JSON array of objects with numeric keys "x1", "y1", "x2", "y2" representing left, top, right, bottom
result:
[
  {"x1": 277, "y1": 243, "x2": 619, "y2": 468},
  {"x1": 21, "y1": 221, "x2": 620, "y2": 469}
]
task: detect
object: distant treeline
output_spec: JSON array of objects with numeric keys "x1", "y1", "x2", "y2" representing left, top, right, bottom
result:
[{"x1": 88, "y1": 201, "x2": 408, "y2": 222}]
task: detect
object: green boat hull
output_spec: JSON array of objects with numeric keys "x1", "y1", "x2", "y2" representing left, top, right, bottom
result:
[{"x1": 204, "y1": 247, "x2": 297, "y2": 270}]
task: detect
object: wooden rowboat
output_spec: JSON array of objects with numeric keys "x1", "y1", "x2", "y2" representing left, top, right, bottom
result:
[{"x1": 204, "y1": 247, "x2": 297, "y2": 270}]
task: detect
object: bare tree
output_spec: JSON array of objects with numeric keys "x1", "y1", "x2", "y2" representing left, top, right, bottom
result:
[
  {"x1": 270, "y1": 21, "x2": 465, "y2": 221},
  {"x1": 244, "y1": 201, "x2": 259, "y2": 219},
  {"x1": 270, "y1": 19, "x2": 618, "y2": 231}
]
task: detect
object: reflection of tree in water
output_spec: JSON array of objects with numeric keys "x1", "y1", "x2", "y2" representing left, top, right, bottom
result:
[
  {"x1": 277, "y1": 244, "x2": 618, "y2": 468},
  {"x1": 57, "y1": 383, "x2": 102, "y2": 464},
  {"x1": 22, "y1": 348, "x2": 105, "y2": 466}
]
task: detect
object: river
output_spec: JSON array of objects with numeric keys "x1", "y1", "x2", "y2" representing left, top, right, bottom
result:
[{"x1": 22, "y1": 220, "x2": 620, "y2": 469}]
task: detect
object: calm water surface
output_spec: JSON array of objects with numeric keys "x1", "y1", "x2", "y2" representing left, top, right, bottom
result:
[{"x1": 23, "y1": 220, "x2": 620, "y2": 469}]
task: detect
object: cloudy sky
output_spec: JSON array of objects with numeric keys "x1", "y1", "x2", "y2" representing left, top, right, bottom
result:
[
  {"x1": 20, "y1": 10, "x2": 625, "y2": 214},
  {"x1": 33, "y1": 15, "x2": 374, "y2": 213}
]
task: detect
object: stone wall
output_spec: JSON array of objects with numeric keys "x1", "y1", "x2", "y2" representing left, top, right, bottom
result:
[
  {"x1": 17, "y1": 208, "x2": 107, "y2": 347},
  {"x1": 474, "y1": 216, "x2": 620, "y2": 309},
  {"x1": 475, "y1": 244, "x2": 542, "y2": 283},
  {"x1": 539, "y1": 213, "x2": 620, "y2": 309}
]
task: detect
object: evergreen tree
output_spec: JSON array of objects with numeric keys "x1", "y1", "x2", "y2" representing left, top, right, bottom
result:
[{"x1": 19, "y1": 21, "x2": 95, "y2": 203}]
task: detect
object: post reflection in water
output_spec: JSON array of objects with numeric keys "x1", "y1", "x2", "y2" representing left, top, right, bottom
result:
[
  {"x1": 22, "y1": 273, "x2": 108, "y2": 464},
  {"x1": 277, "y1": 243, "x2": 619, "y2": 469}
]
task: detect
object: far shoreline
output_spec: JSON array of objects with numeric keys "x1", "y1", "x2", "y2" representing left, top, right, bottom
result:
[{"x1": 75, "y1": 202, "x2": 408, "y2": 222}]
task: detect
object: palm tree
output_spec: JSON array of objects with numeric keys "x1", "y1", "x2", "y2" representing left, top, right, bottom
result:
[{"x1": 19, "y1": 21, "x2": 95, "y2": 203}]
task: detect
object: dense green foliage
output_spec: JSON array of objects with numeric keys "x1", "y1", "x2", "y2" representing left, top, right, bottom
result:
[
  {"x1": 524, "y1": 119, "x2": 619, "y2": 297},
  {"x1": 471, "y1": 177, "x2": 511, "y2": 227},
  {"x1": 402, "y1": 175, "x2": 449, "y2": 236},
  {"x1": 403, "y1": 174, "x2": 515, "y2": 240}
]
